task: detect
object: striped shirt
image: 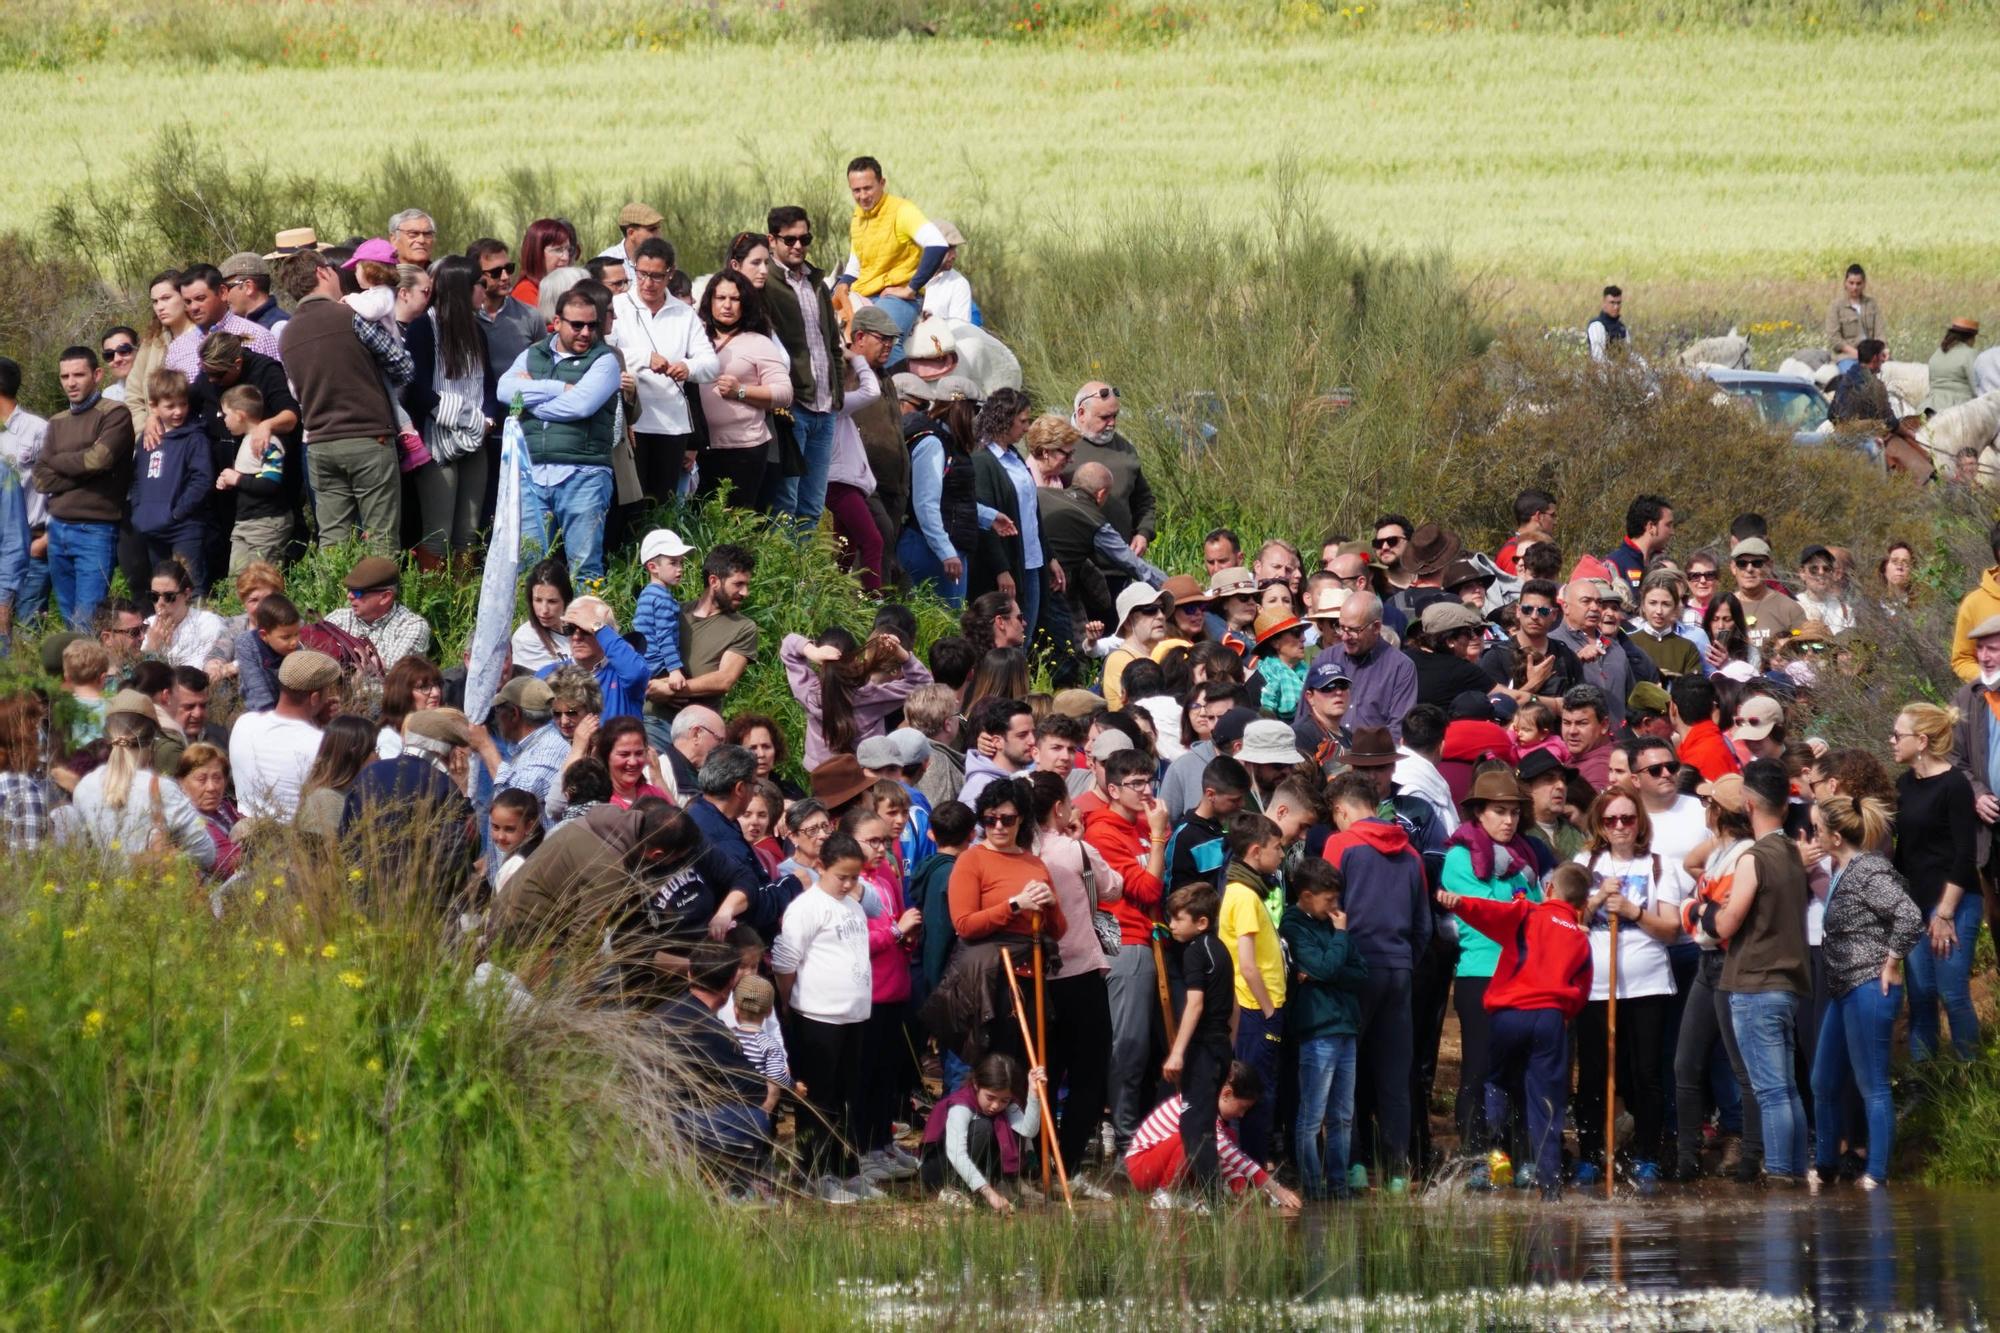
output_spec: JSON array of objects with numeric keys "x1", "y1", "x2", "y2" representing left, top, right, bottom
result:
[
  {"x1": 1125, "y1": 1095, "x2": 1267, "y2": 1188},
  {"x1": 734, "y1": 1026, "x2": 792, "y2": 1086}
]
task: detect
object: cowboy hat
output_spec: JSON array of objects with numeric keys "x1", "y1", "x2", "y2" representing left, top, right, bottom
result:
[
  {"x1": 1405, "y1": 524, "x2": 1462, "y2": 581},
  {"x1": 1336, "y1": 725, "x2": 1399, "y2": 769},
  {"x1": 1461, "y1": 769, "x2": 1529, "y2": 809}
]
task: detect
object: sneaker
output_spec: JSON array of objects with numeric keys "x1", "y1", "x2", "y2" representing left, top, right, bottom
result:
[
  {"x1": 1731, "y1": 1156, "x2": 1764, "y2": 1186},
  {"x1": 886, "y1": 1143, "x2": 922, "y2": 1172},
  {"x1": 1071, "y1": 1177, "x2": 1116, "y2": 1202},
  {"x1": 937, "y1": 1186, "x2": 974, "y2": 1210},
  {"x1": 1386, "y1": 1176, "x2": 1409, "y2": 1195},
  {"x1": 1346, "y1": 1164, "x2": 1370, "y2": 1192},
  {"x1": 846, "y1": 1175, "x2": 888, "y2": 1201},
  {"x1": 1572, "y1": 1161, "x2": 1602, "y2": 1187},
  {"x1": 1465, "y1": 1160, "x2": 1494, "y2": 1192},
  {"x1": 1805, "y1": 1167, "x2": 1824, "y2": 1194},
  {"x1": 1632, "y1": 1161, "x2": 1660, "y2": 1196},
  {"x1": 723, "y1": 1183, "x2": 769, "y2": 1208},
  {"x1": 816, "y1": 1175, "x2": 861, "y2": 1204},
  {"x1": 1513, "y1": 1163, "x2": 1538, "y2": 1191},
  {"x1": 1858, "y1": 1174, "x2": 1881, "y2": 1192},
  {"x1": 862, "y1": 1148, "x2": 917, "y2": 1182},
  {"x1": 1148, "y1": 1187, "x2": 1178, "y2": 1212},
  {"x1": 1016, "y1": 1182, "x2": 1047, "y2": 1205}
]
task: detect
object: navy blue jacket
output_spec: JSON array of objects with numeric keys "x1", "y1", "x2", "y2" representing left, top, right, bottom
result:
[{"x1": 129, "y1": 420, "x2": 216, "y2": 535}]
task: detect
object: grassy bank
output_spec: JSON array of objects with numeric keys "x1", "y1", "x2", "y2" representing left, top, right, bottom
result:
[{"x1": 6, "y1": 29, "x2": 2000, "y2": 293}]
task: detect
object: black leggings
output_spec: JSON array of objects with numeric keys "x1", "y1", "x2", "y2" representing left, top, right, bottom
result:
[
  {"x1": 633, "y1": 431, "x2": 691, "y2": 505},
  {"x1": 789, "y1": 1014, "x2": 864, "y2": 1179},
  {"x1": 857, "y1": 1000, "x2": 919, "y2": 1154},
  {"x1": 698, "y1": 444, "x2": 767, "y2": 510},
  {"x1": 1673, "y1": 951, "x2": 1761, "y2": 1168},
  {"x1": 1453, "y1": 975, "x2": 1494, "y2": 1146},
  {"x1": 1044, "y1": 970, "x2": 1112, "y2": 1170},
  {"x1": 1575, "y1": 993, "x2": 1672, "y2": 1165}
]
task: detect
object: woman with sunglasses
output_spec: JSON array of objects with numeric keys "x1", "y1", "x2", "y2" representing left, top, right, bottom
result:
[
  {"x1": 99, "y1": 325, "x2": 141, "y2": 405},
  {"x1": 140, "y1": 559, "x2": 227, "y2": 670},
  {"x1": 1571, "y1": 787, "x2": 1693, "y2": 1189},
  {"x1": 377, "y1": 655, "x2": 445, "y2": 760},
  {"x1": 696, "y1": 272, "x2": 792, "y2": 508},
  {"x1": 944, "y1": 778, "x2": 1067, "y2": 1061}
]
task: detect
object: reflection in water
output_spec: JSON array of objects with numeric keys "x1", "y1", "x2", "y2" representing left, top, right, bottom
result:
[{"x1": 1502, "y1": 1188, "x2": 1994, "y2": 1326}]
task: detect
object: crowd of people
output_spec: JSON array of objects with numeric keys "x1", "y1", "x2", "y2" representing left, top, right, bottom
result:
[{"x1": 0, "y1": 157, "x2": 1992, "y2": 1212}]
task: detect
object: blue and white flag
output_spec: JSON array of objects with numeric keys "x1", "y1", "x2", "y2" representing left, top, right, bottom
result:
[{"x1": 463, "y1": 415, "x2": 525, "y2": 724}]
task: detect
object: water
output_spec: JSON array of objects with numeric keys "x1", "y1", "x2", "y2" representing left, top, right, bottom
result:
[{"x1": 848, "y1": 1187, "x2": 2000, "y2": 1330}]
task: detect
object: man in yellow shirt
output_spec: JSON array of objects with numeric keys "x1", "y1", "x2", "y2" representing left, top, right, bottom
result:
[
  {"x1": 833, "y1": 155, "x2": 950, "y2": 356},
  {"x1": 1219, "y1": 810, "x2": 1288, "y2": 1165}
]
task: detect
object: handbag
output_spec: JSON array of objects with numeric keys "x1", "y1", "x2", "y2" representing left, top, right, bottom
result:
[
  {"x1": 768, "y1": 407, "x2": 806, "y2": 479},
  {"x1": 1078, "y1": 842, "x2": 1121, "y2": 959}
]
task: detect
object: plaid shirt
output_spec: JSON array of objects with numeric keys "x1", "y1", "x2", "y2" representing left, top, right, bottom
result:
[
  {"x1": 0, "y1": 772, "x2": 51, "y2": 850},
  {"x1": 494, "y1": 720, "x2": 570, "y2": 822},
  {"x1": 351, "y1": 313, "x2": 415, "y2": 387},
  {"x1": 163, "y1": 312, "x2": 283, "y2": 378},
  {"x1": 326, "y1": 603, "x2": 432, "y2": 670}
]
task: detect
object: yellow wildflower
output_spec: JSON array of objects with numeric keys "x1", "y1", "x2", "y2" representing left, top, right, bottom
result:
[
  {"x1": 320, "y1": 943, "x2": 338, "y2": 960},
  {"x1": 40, "y1": 882, "x2": 55, "y2": 897},
  {"x1": 253, "y1": 888, "x2": 268, "y2": 906},
  {"x1": 339, "y1": 971, "x2": 366, "y2": 990},
  {"x1": 7, "y1": 1006, "x2": 26, "y2": 1028},
  {"x1": 271, "y1": 875, "x2": 285, "y2": 889},
  {"x1": 347, "y1": 868, "x2": 364, "y2": 884},
  {"x1": 288, "y1": 1013, "x2": 306, "y2": 1028},
  {"x1": 81, "y1": 1010, "x2": 104, "y2": 1038},
  {"x1": 365, "y1": 1056, "x2": 383, "y2": 1073},
  {"x1": 271, "y1": 941, "x2": 286, "y2": 957}
]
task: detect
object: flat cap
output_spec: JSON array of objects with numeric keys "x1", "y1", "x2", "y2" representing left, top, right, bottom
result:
[
  {"x1": 403, "y1": 707, "x2": 473, "y2": 748},
  {"x1": 278, "y1": 649, "x2": 341, "y2": 692},
  {"x1": 851, "y1": 306, "x2": 900, "y2": 338},
  {"x1": 342, "y1": 554, "x2": 400, "y2": 592},
  {"x1": 1419, "y1": 601, "x2": 1485, "y2": 636},
  {"x1": 617, "y1": 201, "x2": 664, "y2": 228},
  {"x1": 497, "y1": 676, "x2": 555, "y2": 714},
  {"x1": 105, "y1": 688, "x2": 157, "y2": 720},
  {"x1": 219, "y1": 252, "x2": 269, "y2": 280},
  {"x1": 1969, "y1": 613, "x2": 2000, "y2": 641},
  {"x1": 1051, "y1": 688, "x2": 1101, "y2": 719}
]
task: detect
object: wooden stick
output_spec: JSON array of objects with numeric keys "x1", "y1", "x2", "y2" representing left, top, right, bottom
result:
[
  {"x1": 1150, "y1": 930, "x2": 1179, "y2": 1047},
  {"x1": 1032, "y1": 913, "x2": 1052, "y2": 1196},
  {"x1": 1001, "y1": 945, "x2": 1073, "y2": 1211},
  {"x1": 1605, "y1": 912, "x2": 1619, "y2": 1201}
]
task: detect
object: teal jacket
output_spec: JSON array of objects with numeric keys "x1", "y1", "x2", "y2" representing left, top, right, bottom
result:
[
  {"x1": 1442, "y1": 843, "x2": 1540, "y2": 979},
  {"x1": 1278, "y1": 905, "x2": 1368, "y2": 1040}
]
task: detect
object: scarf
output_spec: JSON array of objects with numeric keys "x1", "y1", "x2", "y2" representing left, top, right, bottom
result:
[{"x1": 1446, "y1": 819, "x2": 1538, "y2": 885}]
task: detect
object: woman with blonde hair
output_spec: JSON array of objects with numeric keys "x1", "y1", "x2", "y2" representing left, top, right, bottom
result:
[
  {"x1": 1887, "y1": 701, "x2": 1982, "y2": 1060},
  {"x1": 1022, "y1": 413, "x2": 1080, "y2": 488},
  {"x1": 61, "y1": 704, "x2": 215, "y2": 869},
  {"x1": 1808, "y1": 794, "x2": 1922, "y2": 1189}
]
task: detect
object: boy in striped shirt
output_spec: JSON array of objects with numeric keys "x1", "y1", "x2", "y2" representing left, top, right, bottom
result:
[{"x1": 1124, "y1": 1060, "x2": 1301, "y2": 1211}]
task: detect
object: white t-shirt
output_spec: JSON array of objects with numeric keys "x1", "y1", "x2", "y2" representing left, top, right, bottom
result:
[
  {"x1": 1573, "y1": 850, "x2": 1691, "y2": 1000},
  {"x1": 229, "y1": 711, "x2": 324, "y2": 821},
  {"x1": 1645, "y1": 795, "x2": 1708, "y2": 867},
  {"x1": 511, "y1": 620, "x2": 570, "y2": 675},
  {"x1": 769, "y1": 888, "x2": 872, "y2": 1024}
]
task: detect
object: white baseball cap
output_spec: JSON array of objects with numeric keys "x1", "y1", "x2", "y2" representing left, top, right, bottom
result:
[{"x1": 641, "y1": 529, "x2": 694, "y2": 563}]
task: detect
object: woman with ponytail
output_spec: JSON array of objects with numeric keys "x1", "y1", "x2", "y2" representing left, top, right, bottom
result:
[
  {"x1": 1888, "y1": 701, "x2": 1982, "y2": 1061},
  {"x1": 1809, "y1": 794, "x2": 1923, "y2": 1188},
  {"x1": 62, "y1": 704, "x2": 215, "y2": 869},
  {"x1": 781, "y1": 625, "x2": 932, "y2": 769}
]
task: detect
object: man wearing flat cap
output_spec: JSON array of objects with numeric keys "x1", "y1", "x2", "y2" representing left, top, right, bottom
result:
[
  {"x1": 229, "y1": 648, "x2": 341, "y2": 821},
  {"x1": 487, "y1": 676, "x2": 569, "y2": 823},
  {"x1": 599, "y1": 202, "x2": 664, "y2": 266},
  {"x1": 342, "y1": 707, "x2": 482, "y2": 907},
  {"x1": 326, "y1": 553, "x2": 433, "y2": 669},
  {"x1": 220, "y1": 253, "x2": 286, "y2": 334}
]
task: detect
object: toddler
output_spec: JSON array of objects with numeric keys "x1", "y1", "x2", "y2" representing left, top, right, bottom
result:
[
  {"x1": 728, "y1": 975, "x2": 794, "y2": 1117},
  {"x1": 634, "y1": 529, "x2": 691, "y2": 714},
  {"x1": 1513, "y1": 701, "x2": 1570, "y2": 764},
  {"x1": 235, "y1": 593, "x2": 301, "y2": 712},
  {"x1": 343, "y1": 248, "x2": 430, "y2": 466}
]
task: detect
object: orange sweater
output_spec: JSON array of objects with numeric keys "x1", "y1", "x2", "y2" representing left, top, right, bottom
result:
[{"x1": 948, "y1": 843, "x2": 1068, "y2": 941}]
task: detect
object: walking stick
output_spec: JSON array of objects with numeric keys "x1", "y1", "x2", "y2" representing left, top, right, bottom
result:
[
  {"x1": 1032, "y1": 911, "x2": 1052, "y2": 1196},
  {"x1": 1150, "y1": 926, "x2": 1179, "y2": 1048},
  {"x1": 1000, "y1": 946, "x2": 1074, "y2": 1211},
  {"x1": 1604, "y1": 913, "x2": 1619, "y2": 1201}
]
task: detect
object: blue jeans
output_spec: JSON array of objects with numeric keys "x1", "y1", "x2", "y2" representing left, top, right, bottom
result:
[
  {"x1": 1021, "y1": 562, "x2": 1044, "y2": 653},
  {"x1": 1729, "y1": 990, "x2": 1808, "y2": 1177},
  {"x1": 1294, "y1": 1034, "x2": 1357, "y2": 1199},
  {"x1": 1231, "y1": 1005, "x2": 1283, "y2": 1165},
  {"x1": 1905, "y1": 893, "x2": 1984, "y2": 1061},
  {"x1": 1812, "y1": 980, "x2": 1901, "y2": 1183},
  {"x1": 46, "y1": 517, "x2": 119, "y2": 629},
  {"x1": 896, "y1": 528, "x2": 966, "y2": 608},
  {"x1": 770, "y1": 405, "x2": 837, "y2": 533},
  {"x1": 16, "y1": 554, "x2": 50, "y2": 626},
  {"x1": 520, "y1": 465, "x2": 614, "y2": 584},
  {"x1": 871, "y1": 294, "x2": 921, "y2": 357}
]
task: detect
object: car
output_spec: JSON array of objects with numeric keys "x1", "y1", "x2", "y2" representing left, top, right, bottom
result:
[{"x1": 1700, "y1": 367, "x2": 1878, "y2": 456}]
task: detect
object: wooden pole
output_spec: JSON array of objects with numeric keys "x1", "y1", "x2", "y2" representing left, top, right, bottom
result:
[
  {"x1": 1604, "y1": 913, "x2": 1619, "y2": 1201},
  {"x1": 1001, "y1": 945, "x2": 1074, "y2": 1211},
  {"x1": 1032, "y1": 913, "x2": 1052, "y2": 1196},
  {"x1": 1150, "y1": 930, "x2": 1179, "y2": 1049}
]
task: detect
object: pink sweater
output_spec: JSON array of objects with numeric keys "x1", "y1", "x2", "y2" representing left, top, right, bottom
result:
[
  {"x1": 863, "y1": 861, "x2": 914, "y2": 1004},
  {"x1": 698, "y1": 331, "x2": 793, "y2": 451}
]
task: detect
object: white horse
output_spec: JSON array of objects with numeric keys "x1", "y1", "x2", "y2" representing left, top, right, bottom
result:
[
  {"x1": 1679, "y1": 328, "x2": 1750, "y2": 370},
  {"x1": 1918, "y1": 390, "x2": 2000, "y2": 482}
]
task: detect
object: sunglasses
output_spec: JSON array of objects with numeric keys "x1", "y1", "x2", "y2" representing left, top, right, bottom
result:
[
  {"x1": 1080, "y1": 385, "x2": 1119, "y2": 401},
  {"x1": 1640, "y1": 762, "x2": 1675, "y2": 778},
  {"x1": 558, "y1": 316, "x2": 599, "y2": 332},
  {"x1": 103, "y1": 343, "x2": 137, "y2": 358},
  {"x1": 774, "y1": 232, "x2": 813, "y2": 247},
  {"x1": 1373, "y1": 536, "x2": 1404, "y2": 548},
  {"x1": 552, "y1": 707, "x2": 586, "y2": 721},
  {"x1": 481, "y1": 262, "x2": 517, "y2": 279},
  {"x1": 1734, "y1": 558, "x2": 1768, "y2": 570},
  {"x1": 152, "y1": 589, "x2": 182, "y2": 604},
  {"x1": 1519, "y1": 604, "x2": 1557, "y2": 618},
  {"x1": 1687, "y1": 569, "x2": 1718, "y2": 581},
  {"x1": 980, "y1": 811, "x2": 1020, "y2": 829},
  {"x1": 1601, "y1": 812, "x2": 1638, "y2": 828}
]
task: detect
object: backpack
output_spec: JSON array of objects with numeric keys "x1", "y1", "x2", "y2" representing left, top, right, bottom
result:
[{"x1": 298, "y1": 618, "x2": 385, "y2": 718}]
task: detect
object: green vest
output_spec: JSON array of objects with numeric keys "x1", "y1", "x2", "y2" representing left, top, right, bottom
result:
[{"x1": 520, "y1": 340, "x2": 618, "y2": 466}]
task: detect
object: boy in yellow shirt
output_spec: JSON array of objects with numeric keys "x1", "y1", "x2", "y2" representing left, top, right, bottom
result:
[{"x1": 1218, "y1": 811, "x2": 1288, "y2": 1165}]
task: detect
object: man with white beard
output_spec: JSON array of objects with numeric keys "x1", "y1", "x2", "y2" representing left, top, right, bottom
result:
[{"x1": 1069, "y1": 381, "x2": 1156, "y2": 558}]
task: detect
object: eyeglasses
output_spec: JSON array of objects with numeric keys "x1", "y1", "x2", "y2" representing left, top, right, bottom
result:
[
  {"x1": 105, "y1": 625, "x2": 142, "y2": 639},
  {"x1": 1640, "y1": 762, "x2": 1675, "y2": 778},
  {"x1": 1888, "y1": 730, "x2": 1917, "y2": 742},
  {"x1": 103, "y1": 343, "x2": 137, "y2": 358},
  {"x1": 980, "y1": 811, "x2": 1020, "y2": 829},
  {"x1": 1734, "y1": 558, "x2": 1768, "y2": 570},
  {"x1": 1113, "y1": 778, "x2": 1155, "y2": 792},
  {"x1": 396, "y1": 226, "x2": 437, "y2": 239},
  {"x1": 481, "y1": 262, "x2": 517, "y2": 279},
  {"x1": 635, "y1": 267, "x2": 670, "y2": 283},
  {"x1": 774, "y1": 232, "x2": 812, "y2": 247},
  {"x1": 558, "y1": 316, "x2": 599, "y2": 333},
  {"x1": 1803, "y1": 564, "x2": 1833, "y2": 577},
  {"x1": 152, "y1": 589, "x2": 182, "y2": 604},
  {"x1": 1601, "y1": 812, "x2": 1638, "y2": 828},
  {"x1": 1686, "y1": 569, "x2": 1718, "y2": 582},
  {"x1": 1519, "y1": 604, "x2": 1557, "y2": 618},
  {"x1": 858, "y1": 835, "x2": 888, "y2": 849}
]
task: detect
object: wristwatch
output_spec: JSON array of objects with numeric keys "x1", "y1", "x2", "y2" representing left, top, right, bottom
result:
[
  {"x1": 734, "y1": 384, "x2": 747, "y2": 401},
  {"x1": 1006, "y1": 896, "x2": 1018, "y2": 915}
]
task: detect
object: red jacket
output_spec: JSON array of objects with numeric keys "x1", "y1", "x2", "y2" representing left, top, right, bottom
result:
[
  {"x1": 1678, "y1": 719, "x2": 1741, "y2": 783},
  {"x1": 1083, "y1": 806, "x2": 1164, "y2": 944},
  {"x1": 1450, "y1": 894, "x2": 1592, "y2": 1021}
]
